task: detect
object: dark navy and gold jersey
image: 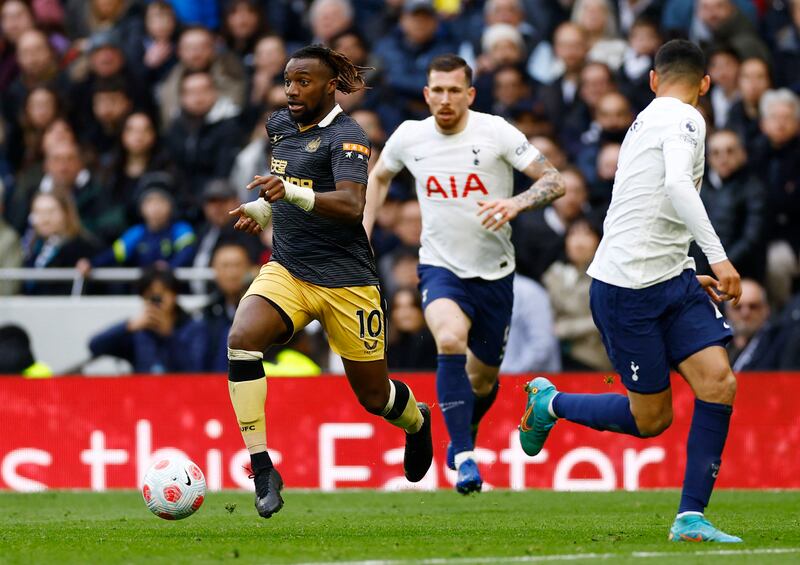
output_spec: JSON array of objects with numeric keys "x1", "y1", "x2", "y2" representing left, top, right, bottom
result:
[{"x1": 266, "y1": 105, "x2": 378, "y2": 288}]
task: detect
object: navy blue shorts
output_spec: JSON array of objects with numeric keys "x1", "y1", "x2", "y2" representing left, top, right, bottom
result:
[
  {"x1": 418, "y1": 265, "x2": 514, "y2": 367},
  {"x1": 589, "y1": 269, "x2": 733, "y2": 394}
]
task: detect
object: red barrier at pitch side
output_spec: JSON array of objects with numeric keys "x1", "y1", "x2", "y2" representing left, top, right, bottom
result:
[{"x1": 0, "y1": 373, "x2": 798, "y2": 491}]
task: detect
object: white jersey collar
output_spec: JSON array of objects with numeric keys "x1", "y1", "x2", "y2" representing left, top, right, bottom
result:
[{"x1": 317, "y1": 104, "x2": 344, "y2": 128}]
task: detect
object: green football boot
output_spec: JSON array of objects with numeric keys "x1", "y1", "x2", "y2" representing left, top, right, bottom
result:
[{"x1": 518, "y1": 377, "x2": 559, "y2": 456}]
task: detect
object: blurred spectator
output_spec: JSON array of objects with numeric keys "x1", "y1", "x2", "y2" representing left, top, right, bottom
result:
[
  {"x1": 164, "y1": 70, "x2": 242, "y2": 216},
  {"x1": 387, "y1": 287, "x2": 437, "y2": 370},
  {"x1": 572, "y1": 0, "x2": 627, "y2": 71},
  {"x1": 88, "y1": 265, "x2": 208, "y2": 373},
  {"x1": 202, "y1": 241, "x2": 255, "y2": 371},
  {"x1": 64, "y1": 0, "x2": 142, "y2": 42},
  {"x1": 0, "y1": 181, "x2": 22, "y2": 295},
  {"x1": 690, "y1": 0, "x2": 769, "y2": 61},
  {"x1": 67, "y1": 29, "x2": 153, "y2": 131},
  {"x1": 513, "y1": 166, "x2": 589, "y2": 282},
  {"x1": 726, "y1": 278, "x2": 783, "y2": 371},
  {"x1": 617, "y1": 15, "x2": 660, "y2": 113},
  {"x1": 691, "y1": 130, "x2": 765, "y2": 281},
  {"x1": 725, "y1": 56, "x2": 771, "y2": 154},
  {"x1": 530, "y1": 21, "x2": 588, "y2": 88},
  {"x1": 378, "y1": 200, "x2": 422, "y2": 294},
  {"x1": 615, "y1": 0, "x2": 665, "y2": 36},
  {"x1": 331, "y1": 29, "x2": 399, "y2": 129},
  {"x1": 309, "y1": 0, "x2": 354, "y2": 46},
  {"x1": 474, "y1": 23, "x2": 527, "y2": 82},
  {"x1": 127, "y1": 0, "x2": 179, "y2": 91},
  {"x1": 97, "y1": 111, "x2": 173, "y2": 226},
  {"x1": 221, "y1": 0, "x2": 267, "y2": 66},
  {"x1": 750, "y1": 89, "x2": 800, "y2": 309},
  {"x1": 81, "y1": 75, "x2": 133, "y2": 160},
  {"x1": 12, "y1": 117, "x2": 76, "y2": 208},
  {"x1": 351, "y1": 108, "x2": 387, "y2": 171},
  {"x1": 543, "y1": 217, "x2": 612, "y2": 371},
  {"x1": 12, "y1": 139, "x2": 121, "y2": 243},
  {"x1": 244, "y1": 34, "x2": 287, "y2": 126},
  {"x1": 385, "y1": 245, "x2": 421, "y2": 299},
  {"x1": 562, "y1": 61, "x2": 617, "y2": 156},
  {"x1": 591, "y1": 141, "x2": 620, "y2": 208},
  {"x1": 158, "y1": 26, "x2": 246, "y2": 127},
  {"x1": 575, "y1": 91, "x2": 632, "y2": 184},
  {"x1": 707, "y1": 46, "x2": 740, "y2": 129},
  {"x1": 190, "y1": 178, "x2": 263, "y2": 294},
  {"x1": 2, "y1": 29, "x2": 61, "y2": 135},
  {"x1": 20, "y1": 191, "x2": 98, "y2": 295},
  {"x1": 77, "y1": 174, "x2": 196, "y2": 272},
  {"x1": 0, "y1": 0, "x2": 37, "y2": 92},
  {"x1": 772, "y1": 0, "x2": 800, "y2": 92},
  {"x1": 0, "y1": 324, "x2": 52, "y2": 377},
  {"x1": 500, "y1": 274, "x2": 561, "y2": 373},
  {"x1": 17, "y1": 86, "x2": 62, "y2": 172},
  {"x1": 490, "y1": 64, "x2": 533, "y2": 118},
  {"x1": 374, "y1": 0, "x2": 458, "y2": 120}
]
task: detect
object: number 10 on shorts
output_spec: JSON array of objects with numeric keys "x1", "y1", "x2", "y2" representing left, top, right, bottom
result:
[{"x1": 356, "y1": 309, "x2": 383, "y2": 339}]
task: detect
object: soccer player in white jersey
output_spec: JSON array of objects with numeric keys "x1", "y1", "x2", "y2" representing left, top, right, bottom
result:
[
  {"x1": 519, "y1": 40, "x2": 744, "y2": 542},
  {"x1": 365, "y1": 55, "x2": 565, "y2": 494}
]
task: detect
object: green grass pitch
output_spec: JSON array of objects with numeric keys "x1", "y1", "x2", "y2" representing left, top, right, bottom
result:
[{"x1": 1, "y1": 490, "x2": 798, "y2": 564}]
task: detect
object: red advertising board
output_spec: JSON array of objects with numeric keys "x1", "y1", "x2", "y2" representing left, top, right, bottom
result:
[{"x1": 0, "y1": 373, "x2": 798, "y2": 491}]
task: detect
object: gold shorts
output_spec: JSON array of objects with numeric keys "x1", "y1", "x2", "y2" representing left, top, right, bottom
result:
[{"x1": 243, "y1": 261, "x2": 385, "y2": 362}]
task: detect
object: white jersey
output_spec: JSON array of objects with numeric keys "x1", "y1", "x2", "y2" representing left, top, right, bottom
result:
[
  {"x1": 381, "y1": 110, "x2": 540, "y2": 280},
  {"x1": 587, "y1": 96, "x2": 727, "y2": 289}
]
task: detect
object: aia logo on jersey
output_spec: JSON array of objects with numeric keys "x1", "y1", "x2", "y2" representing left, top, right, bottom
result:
[{"x1": 426, "y1": 174, "x2": 488, "y2": 199}]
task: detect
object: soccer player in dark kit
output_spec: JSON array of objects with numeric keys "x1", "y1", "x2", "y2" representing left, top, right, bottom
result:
[{"x1": 226, "y1": 45, "x2": 433, "y2": 518}]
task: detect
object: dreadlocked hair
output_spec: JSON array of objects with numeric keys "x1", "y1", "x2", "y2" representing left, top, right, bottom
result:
[{"x1": 290, "y1": 44, "x2": 369, "y2": 94}]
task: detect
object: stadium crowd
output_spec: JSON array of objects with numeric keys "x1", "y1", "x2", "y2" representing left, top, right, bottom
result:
[{"x1": 2, "y1": 0, "x2": 800, "y2": 375}]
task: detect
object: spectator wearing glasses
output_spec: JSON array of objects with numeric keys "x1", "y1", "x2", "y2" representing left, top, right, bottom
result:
[
  {"x1": 690, "y1": 129, "x2": 765, "y2": 282},
  {"x1": 725, "y1": 279, "x2": 783, "y2": 371}
]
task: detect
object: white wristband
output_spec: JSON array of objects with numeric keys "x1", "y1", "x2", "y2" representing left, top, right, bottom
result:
[
  {"x1": 242, "y1": 198, "x2": 272, "y2": 229},
  {"x1": 282, "y1": 179, "x2": 315, "y2": 212}
]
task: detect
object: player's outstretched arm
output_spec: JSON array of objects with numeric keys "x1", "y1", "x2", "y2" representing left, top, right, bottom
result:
[
  {"x1": 364, "y1": 156, "x2": 398, "y2": 238},
  {"x1": 478, "y1": 154, "x2": 566, "y2": 231}
]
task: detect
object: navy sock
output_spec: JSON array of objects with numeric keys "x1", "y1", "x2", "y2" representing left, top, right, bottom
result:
[
  {"x1": 553, "y1": 393, "x2": 642, "y2": 437},
  {"x1": 436, "y1": 354, "x2": 474, "y2": 454},
  {"x1": 471, "y1": 379, "x2": 499, "y2": 429},
  {"x1": 678, "y1": 399, "x2": 732, "y2": 514}
]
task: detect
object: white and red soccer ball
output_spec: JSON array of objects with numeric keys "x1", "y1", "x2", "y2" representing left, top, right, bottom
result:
[{"x1": 142, "y1": 456, "x2": 206, "y2": 520}]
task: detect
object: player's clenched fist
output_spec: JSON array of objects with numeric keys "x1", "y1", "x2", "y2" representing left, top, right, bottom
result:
[
  {"x1": 247, "y1": 175, "x2": 286, "y2": 202},
  {"x1": 709, "y1": 259, "x2": 742, "y2": 305}
]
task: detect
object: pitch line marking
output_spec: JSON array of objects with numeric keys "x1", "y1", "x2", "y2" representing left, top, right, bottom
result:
[{"x1": 300, "y1": 547, "x2": 800, "y2": 565}]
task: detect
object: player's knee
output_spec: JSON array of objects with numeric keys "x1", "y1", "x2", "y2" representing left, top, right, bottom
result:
[
  {"x1": 228, "y1": 324, "x2": 258, "y2": 352},
  {"x1": 355, "y1": 385, "x2": 389, "y2": 415},
  {"x1": 435, "y1": 331, "x2": 467, "y2": 354},
  {"x1": 694, "y1": 366, "x2": 737, "y2": 404},
  {"x1": 633, "y1": 410, "x2": 672, "y2": 437},
  {"x1": 707, "y1": 370, "x2": 737, "y2": 404}
]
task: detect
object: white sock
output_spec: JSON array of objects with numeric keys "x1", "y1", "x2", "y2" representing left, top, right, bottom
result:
[
  {"x1": 454, "y1": 450, "x2": 475, "y2": 469},
  {"x1": 548, "y1": 393, "x2": 559, "y2": 419},
  {"x1": 676, "y1": 511, "x2": 703, "y2": 519}
]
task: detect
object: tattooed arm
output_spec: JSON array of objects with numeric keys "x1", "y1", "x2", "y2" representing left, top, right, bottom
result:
[{"x1": 477, "y1": 153, "x2": 566, "y2": 231}]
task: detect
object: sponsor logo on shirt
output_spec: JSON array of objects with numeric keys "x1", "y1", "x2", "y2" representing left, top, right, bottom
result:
[
  {"x1": 271, "y1": 156, "x2": 288, "y2": 175},
  {"x1": 425, "y1": 174, "x2": 488, "y2": 199}
]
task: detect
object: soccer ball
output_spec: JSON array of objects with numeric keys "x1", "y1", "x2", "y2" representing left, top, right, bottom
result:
[{"x1": 142, "y1": 456, "x2": 206, "y2": 520}]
